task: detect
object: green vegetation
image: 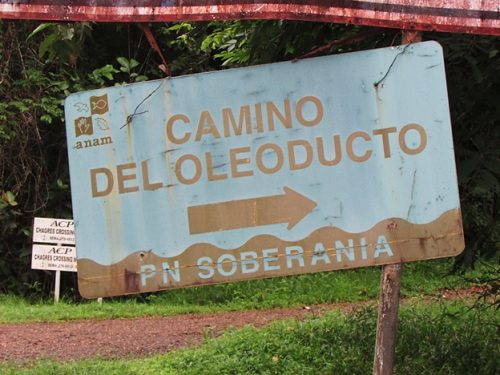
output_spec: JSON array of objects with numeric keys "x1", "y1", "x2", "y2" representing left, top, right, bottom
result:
[
  {"x1": 0, "y1": 259, "x2": 492, "y2": 323},
  {"x1": 1, "y1": 301, "x2": 497, "y2": 374},
  {"x1": 0, "y1": 18, "x2": 497, "y2": 375},
  {"x1": 0, "y1": 20, "x2": 498, "y2": 297}
]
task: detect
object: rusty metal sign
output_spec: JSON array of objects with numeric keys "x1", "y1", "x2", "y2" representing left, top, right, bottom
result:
[
  {"x1": 65, "y1": 41, "x2": 464, "y2": 298},
  {"x1": 0, "y1": 1, "x2": 499, "y2": 36}
]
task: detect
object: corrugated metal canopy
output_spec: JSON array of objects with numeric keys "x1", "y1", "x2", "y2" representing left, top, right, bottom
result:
[{"x1": 0, "y1": 1, "x2": 499, "y2": 36}]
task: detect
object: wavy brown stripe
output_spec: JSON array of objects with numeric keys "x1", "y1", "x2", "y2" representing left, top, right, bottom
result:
[{"x1": 77, "y1": 208, "x2": 463, "y2": 298}]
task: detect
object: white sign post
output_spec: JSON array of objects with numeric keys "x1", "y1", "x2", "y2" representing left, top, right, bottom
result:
[{"x1": 32, "y1": 217, "x2": 76, "y2": 303}]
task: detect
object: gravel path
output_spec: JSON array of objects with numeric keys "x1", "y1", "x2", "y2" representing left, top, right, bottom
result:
[
  {"x1": 0, "y1": 303, "x2": 361, "y2": 363},
  {"x1": 0, "y1": 287, "x2": 480, "y2": 363}
]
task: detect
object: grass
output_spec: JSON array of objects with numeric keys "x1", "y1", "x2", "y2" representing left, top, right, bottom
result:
[
  {"x1": 0, "y1": 259, "x2": 492, "y2": 323},
  {"x1": 1, "y1": 301, "x2": 498, "y2": 374}
]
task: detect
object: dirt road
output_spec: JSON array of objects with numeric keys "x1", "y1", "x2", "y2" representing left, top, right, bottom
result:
[
  {"x1": 0, "y1": 287, "x2": 480, "y2": 363},
  {"x1": 0, "y1": 303, "x2": 361, "y2": 363}
]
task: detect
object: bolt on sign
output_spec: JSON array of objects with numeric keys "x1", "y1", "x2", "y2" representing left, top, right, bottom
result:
[
  {"x1": 65, "y1": 41, "x2": 464, "y2": 298},
  {"x1": 0, "y1": 1, "x2": 499, "y2": 36}
]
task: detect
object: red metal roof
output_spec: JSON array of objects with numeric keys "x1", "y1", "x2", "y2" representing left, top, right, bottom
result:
[{"x1": 0, "y1": 1, "x2": 499, "y2": 36}]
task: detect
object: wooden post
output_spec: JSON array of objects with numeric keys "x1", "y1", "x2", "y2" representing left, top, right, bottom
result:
[
  {"x1": 372, "y1": 30, "x2": 422, "y2": 375},
  {"x1": 372, "y1": 263, "x2": 402, "y2": 375}
]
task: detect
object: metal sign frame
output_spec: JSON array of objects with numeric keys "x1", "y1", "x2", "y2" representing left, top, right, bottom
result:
[{"x1": 0, "y1": 1, "x2": 499, "y2": 36}]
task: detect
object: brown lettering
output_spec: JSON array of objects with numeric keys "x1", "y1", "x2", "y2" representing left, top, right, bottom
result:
[
  {"x1": 90, "y1": 168, "x2": 114, "y2": 197},
  {"x1": 267, "y1": 100, "x2": 292, "y2": 131},
  {"x1": 222, "y1": 106, "x2": 252, "y2": 138},
  {"x1": 230, "y1": 147, "x2": 253, "y2": 178},
  {"x1": 206, "y1": 152, "x2": 228, "y2": 181},
  {"x1": 399, "y1": 123, "x2": 427, "y2": 155},
  {"x1": 288, "y1": 139, "x2": 313, "y2": 170},
  {"x1": 317, "y1": 135, "x2": 342, "y2": 166},
  {"x1": 175, "y1": 154, "x2": 202, "y2": 185},
  {"x1": 255, "y1": 103, "x2": 264, "y2": 133},
  {"x1": 296, "y1": 96, "x2": 323, "y2": 127},
  {"x1": 117, "y1": 163, "x2": 139, "y2": 194},
  {"x1": 195, "y1": 111, "x2": 221, "y2": 141},
  {"x1": 373, "y1": 127, "x2": 397, "y2": 158},
  {"x1": 166, "y1": 114, "x2": 191, "y2": 145},
  {"x1": 256, "y1": 143, "x2": 284, "y2": 174},
  {"x1": 141, "y1": 160, "x2": 163, "y2": 190},
  {"x1": 346, "y1": 131, "x2": 372, "y2": 162}
]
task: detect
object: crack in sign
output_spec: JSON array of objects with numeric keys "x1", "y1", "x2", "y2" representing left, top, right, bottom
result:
[
  {"x1": 374, "y1": 43, "x2": 412, "y2": 88},
  {"x1": 120, "y1": 81, "x2": 164, "y2": 129}
]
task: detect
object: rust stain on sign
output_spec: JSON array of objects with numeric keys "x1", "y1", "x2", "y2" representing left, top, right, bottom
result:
[{"x1": 0, "y1": 1, "x2": 499, "y2": 36}]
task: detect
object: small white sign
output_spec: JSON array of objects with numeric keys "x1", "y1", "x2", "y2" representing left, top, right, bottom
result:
[
  {"x1": 31, "y1": 244, "x2": 77, "y2": 272},
  {"x1": 33, "y1": 217, "x2": 75, "y2": 245}
]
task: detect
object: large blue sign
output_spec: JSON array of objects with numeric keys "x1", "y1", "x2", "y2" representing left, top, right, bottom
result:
[{"x1": 65, "y1": 41, "x2": 464, "y2": 298}]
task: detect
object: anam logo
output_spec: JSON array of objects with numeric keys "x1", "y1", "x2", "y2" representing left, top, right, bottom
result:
[{"x1": 73, "y1": 94, "x2": 113, "y2": 150}]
